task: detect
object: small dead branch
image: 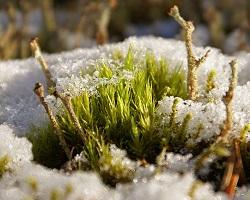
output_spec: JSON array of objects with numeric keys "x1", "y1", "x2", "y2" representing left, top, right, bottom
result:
[
  {"x1": 54, "y1": 91, "x2": 86, "y2": 144},
  {"x1": 33, "y1": 82, "x2": 71, "y2": 160},
  {"x1": 220, "y1": 59, "x2": 238, "y2": 138},
  {"x1": 169, "y1": 5, "x2": 210, "y2": 101},
  {"x1": 220, "y1": 138, "x2": 245, "y2": 199},
  {"x1": 30, "y1": 37, "x2": 56, "y2": 89}
]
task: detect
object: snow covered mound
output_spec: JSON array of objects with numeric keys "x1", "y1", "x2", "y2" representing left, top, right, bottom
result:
[
  {"x1": 0, "y1": 36, "x2": 250, "y2": 199},
  {"x1": 1, "y1": 36, "x2": 250, "y2": 136}
]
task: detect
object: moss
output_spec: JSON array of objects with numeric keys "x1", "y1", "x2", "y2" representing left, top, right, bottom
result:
[
  {"x1": 27, "y1": 46, "x2": 190, "y2": 186},
  {"x1": 206, "y1": 70, "x2": 217, "y2": 93},
  {"x1": 98, "y1": 144, "x2": 135, "y2": 187},
  {"x1": 0, "y1": 155, "x2": 11, "y2": 178},
  {"x1": 50, "y1": 184, "x2": 74, "y2": 200},
  {"x1": 26, "y1": 177, "x2": 38, "y2": 193},
  {"x1": 28, "y1": 43, "x2": 245, "y2": 190}
]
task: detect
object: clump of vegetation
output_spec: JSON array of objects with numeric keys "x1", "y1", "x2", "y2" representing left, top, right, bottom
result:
[
  {"x1": 26, "y1": 6, "x2": 250, "y2": 199},
  {"x1": 27, "y1": 46, "x2": 188, "y2": 186}
]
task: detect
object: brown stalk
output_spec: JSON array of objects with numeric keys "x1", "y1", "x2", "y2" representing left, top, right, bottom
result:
[
  {"x1": 220, "y1": 138, "x2": 245, "y2": 199},
  {"x1": 29, "y1": 37, "x2": 56, "y2": 89},
  {"x1": 169, "y1": 5, "x2": 210, "y2": 101},
  {"x1": 220, "y1": 59, "x2": 238, "y2": 138},
  {"x1": 33, "y1": 82, "x2": 71, "y2": 160},
  {"x1": 54, "y1": 91, "x2": 86, "y2": 144}
]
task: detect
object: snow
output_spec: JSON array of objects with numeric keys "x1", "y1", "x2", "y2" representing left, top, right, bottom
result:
[{"x1": 0, "y1": 36, "x2": 250, "y2": 199}]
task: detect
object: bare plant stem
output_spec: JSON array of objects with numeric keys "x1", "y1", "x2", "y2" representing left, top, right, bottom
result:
[
  {"x1": 220, "y1": 59, "x2": 238, "y2": 138},
  {"x1": 33, "y1": 82, "x2": 71, "y2": 160},
  {"x1": 54, "y1": 91, "x2": 86, "y2": 144},
  {"x1": 217, "y1": 60, "x2": 239, "y2": 199},
  {"x1": 30, "y1": 37, "x2": 56, "y2": 88},
  {"x1": 169, "y1": 6, "x2": 210, "y2": 100},
  {"x1": 220, "y1": 138, "x2": 245, "y2": 199}
]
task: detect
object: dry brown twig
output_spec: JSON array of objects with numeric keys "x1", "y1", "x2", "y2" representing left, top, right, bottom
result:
[
  {"x1": 54, "y1": 91, "x2": 86, "y2": 144},
  {"x1": 33, "y1": 82, "x2": 71, "y2": 160},
  {"x1": 220, "y1": 59, "x2": 238, "y2": 138},
  {"x1": 218, "y1": 59, "x2": 245, "y2": 199},
  {"x1": 169, "y1": 5, "x2": 210, "y2": 101},
  {"x1": 30, "y1": 37, "x2": 86, "y2": 146},
  {"x1": 220, "y1": 138, "x2": 245, "y2": 199},
  {"x1": 30, "y1": 37, "x2": 56, "y2": 89}
]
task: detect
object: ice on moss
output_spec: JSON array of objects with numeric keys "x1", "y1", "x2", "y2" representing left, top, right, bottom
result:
[
  {"x1": 157, "y1": 82, "x2": 250, "y2": 141},
  {"x1": 109, "y1": 144, "x2": 136, "y2": 171},
  {"x1": 157, "y1": 96, "x2": 226, "y2": 141},
  {"x1": 164, "y1": 152, "x2": 193, "y2": 173}
]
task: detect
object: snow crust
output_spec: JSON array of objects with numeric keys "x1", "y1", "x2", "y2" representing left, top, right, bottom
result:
[{"x1": 0, "y1": 36, "x2": 250, "y2": 199}]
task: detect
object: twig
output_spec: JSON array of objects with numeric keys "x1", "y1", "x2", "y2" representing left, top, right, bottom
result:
[
  {"x1": 220, "y1": 59, "x2": 238, "y2": 138},
  {"x1": 54, "y1": 91, "x2": 86, "y2": 144},
  {"x1": 220, "y1": 138, "x2": 245, "y2": 199},
  {"x1": 169, "y1": 6, "x2": 210, "y2": 100},
  {"x1": 33, "y1": 82, "x2": 71, "y2": 160},
  {"x1": 30, "y1": 37, "x2": 56, "y2": 88}
]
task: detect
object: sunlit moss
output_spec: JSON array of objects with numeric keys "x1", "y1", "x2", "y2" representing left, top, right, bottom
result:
[
  {"x1": 206, "y1": 70, "x2": 217, "y2": 93},
  {"x1": 26, "y1": 177, "x2": 38, "y2": 193},
  {"x1": 27, "y1": 45, "x2": 188, "y2": 185}
]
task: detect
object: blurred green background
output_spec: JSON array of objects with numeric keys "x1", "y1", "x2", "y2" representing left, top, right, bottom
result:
[{"x1": 0, "y1": 0, "x2": 249, "y2": 60}]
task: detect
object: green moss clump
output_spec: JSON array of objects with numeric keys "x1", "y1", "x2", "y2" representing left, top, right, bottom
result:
[{"x1": 27, "y1": 46, "x2": 189, "y2": 186}]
